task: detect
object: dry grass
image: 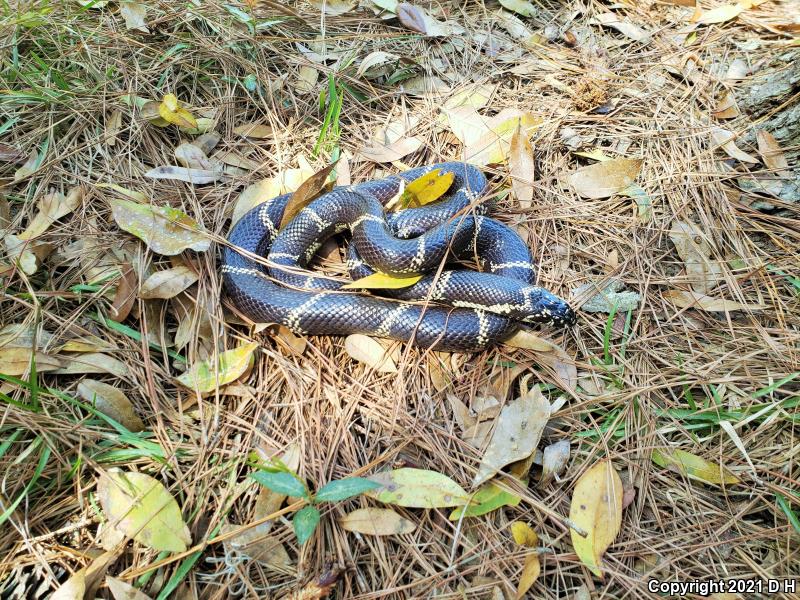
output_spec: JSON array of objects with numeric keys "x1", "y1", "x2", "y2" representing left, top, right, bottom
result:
[{"x1": 1, "y1": 0, "x2": 798, "y2": 598}]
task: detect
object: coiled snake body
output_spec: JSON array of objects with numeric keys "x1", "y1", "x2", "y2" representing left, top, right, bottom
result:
[{"x1": 222, "y1": 162, "x2": 576, "y2": 352}]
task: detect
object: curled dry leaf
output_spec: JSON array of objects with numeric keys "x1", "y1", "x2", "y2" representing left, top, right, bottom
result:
[
  {"x1": 77, "y1": 379, "x2": 144, "y2": 431},
  {"x1": 540, "y1": 439, "x2": 570, "y2": 486},
  {"x1": 502, "y1": 329, "x2": 553, "y2": 351},
  {"x1": 4, "y1": 233, "x2": 39, "y2": 275},
  {"x1": 568, "y1": 158, "x2": 643, "y2": 199},
  {"x1": 295, "y1": 65, "x2": 319, "y2": 94},
  {"x1": 110, "y1": 198, "x2": 210, "y2": 255},
  {"x1": 18, "y1": 187, "x2": 83, "y2": 240},
  {"x1": 139, "y1": 265, "x2": 199, "y2": 299},
  {"x1": 473, "y1": 382, "x2": 550, "y2": 487},
  {"x1": 693, "y1": 3, "x2": 745, "y2": 25},
  {"x1": 509, "y1": 127, "x2": 535, "y2": 209},
  {"x1": 221, "y1": 521, "x2": 292, "y2": 568},
  {"x1": 51, "y1": 551, "x2": 116, "y2": 600},
  {"x1": 98, "y1": 468, "x2": 191, "y2": 552},
  {"x1": 712, "y1": 91, "x2": 740, "y2": 119},
  {"x1": 342, "y1": 271, "x2": 423, "y2": 290},
  {"x1": 340, "y1": 507, "x2": 417, "y2": 536},
  {"x1": 110, "y1": 263, "x2": 137, "y2": 322},
  {"x1": 652, "y1": 448, "x2": 740, "y2": 485},
  {"x1": 510, "y1": 521, "x2": 540, "y2": 598},
  {"x1": 569, "y1": 460, "x2": 623, "y2": 578},
  {"x1": 279, "y1": 162, "x2": 337, "y2": 228},
  {"x1": 663, "y1": 289, "x2": 765, "y2": 312},
  {"x1": 710, "y1": 127, "x2": 758, "y2": 163},
  {"x1": 344, "y1": 334, "x2": 399, "y2": 372},
  {"x1": 366, "y1": 468, "x2": 469, "y2": 508},
  {"x1": 669, "y1": 221, "x2": 724, "y2": 294},
  {"x1": 176, "y1": 341, "x2": 258, "y2": 394}
]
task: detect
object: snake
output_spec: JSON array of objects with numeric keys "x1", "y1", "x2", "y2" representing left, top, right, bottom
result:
[{"x1": 222, "y1": 162, "x2": 576, "y2": 352}]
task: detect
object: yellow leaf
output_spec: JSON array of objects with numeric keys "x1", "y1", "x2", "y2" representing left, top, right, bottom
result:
[
  {"x1": 511, "y1": 521, "x2": 538, "y2": 547},
  {"x1": 158, "y1": 95, "x2": 198, "y2": 129},
  {"x1": 567, "y1": 158, "x2": 643, "y2": 199},
  {"x1": 569, "y1": 460, "x2": 623, "y2": 577},
  {"x1": 340, "y1": 507, "x2": 417, "y2": 536},
  {"x1": 573, "y1": 148, "x2": 612, "y2": 161},
  {"x1": 342, "y1": 271, "x2": 423, "y2": 290},
  {"x1": 651, "y1": 449, "x2": 740, "y2": 485},
  {"x1": 97, "y1": 469, "x2": 191, "y2": 552},
  {"x1": 176, "y1": 341, "x2": 258, "y2": 394},
  {"x1": 400, "y1": 169, "x2": 455, "y2": 207},
  {"x1": 344, "y1": 334, "x2": 399, "y2": 372},
  {"x1": 516, "y1": 555, "x2": 541, "y2": 599},
  {"x1": 366, "y1": 468, "x2": 469, "y2": 508}
]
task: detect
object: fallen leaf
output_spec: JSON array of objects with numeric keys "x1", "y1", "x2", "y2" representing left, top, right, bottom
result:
[
  {"x1": 221, "y1": 522, "x2": 293, "y2": 568},
  {"x1": 502, "y1": 329, "x2": 553, "y2": 351},
  {"x1": 109, "y1": 198, "x2": 210, "y2": 255},
  {"x1": 18, "y1": 187, "x2": 83, "y2": 240},
  {"x1": 516, "y1": 553, "x2": 541, "y2": 599},
  {"x1": 105, "y1": 109, "x2": 122, "y2": 146},
  {"x1": 443, "y1": 84, "x2": 495, "y2": 111},
  {"x1": 78, "y1": 379, "x2": 144, "y2": 431},
  {"x1": 344, "y1": 334, "x2": 399, "y2": 372},
  {"x1": 511, "y1": 521, "x2": 538, "y2": 546},
  {"x1": 591, "y1": 12, "x2": 651, "y2": 42},
  {"x1": 174, "y1": 142, "x2": 216, "y2": 171},
  {"x1": 693, "y1": 3, "x2": 744, "y2": 25},
  {"x1": 342, "y1": 271, "x2": 423, "y2": 290},
  {"x1": 652, "y1": 449, "x2": 740, "y2": 485},
  {"x1": 340, "y1": 507, "x2": 417, "y2": 535},
  {"x1": 272, "y1": 325, "x2": 307, "y2": 355},
  {"x1": 619, "y1": 184, "x2": 653, "y2": 221},
  {"x1": 711, "y1": 127, "x2": 758, "y2": 163},
  {"x1": 663, "y1": 290, "x2": 765, "y2": 312},
  {"x1": 52, "y1": 353, "x2": 130, "y2": 378},
  {"x1": 357, "y1": 51, "x2": 400, "y2": 77},
  {"x1": 540, "y1": 439, "x2": 570, "y2": 486},
  {"x1": 96, "y1": 183, "x2": 148, "y2": 203},
  {"x1": 139, "y1": 266, "x2": 199, "y2": 299},
  {"x1": 473, "y1": 382, "x2": 550, "y2": 486},
  {"x1": 397, "y1": 2, "x2": 452, "y2": 36},
  {"x1": 214, "y1": 151, "x2": 259, "y2": 171},
  {"x1": 106, "y1": 576, "x2": 153, "y2": 600},
  {"x1": 399, "y1": 168, "x2": 454, "y2": 208},
  {"x1": 144, "y1": 165, "x2": 223, "y2": 185},
  {"x1": 176, "y1": 341, "x2": 258, "y2": 394},
  {"x1": 366, "y1": 467, "x2": 469, "y2": 508},
  {"x1": 295, "y1": 65, "x2": 319, "y2": 94},
  {"x1": 110, "y1": 263, "x2": 137, "y2": 322},
  {"x1": 669, "y1": 221, "x2": 724, "y2": 294},
  {"x1": 449, "y1": 482, "x2": 522, "y2": 520},
  {"x1": 98, "y1": 468, "x2": 191, "y2": 552},
  {"x1": 234, "y1": 123, "x2": 273, "y2": 139},
  {"x1": 464, "y1": 112, "x2": 543, "y2": 166},
  {"x1": 279, "y1": 162, "x2": 337, "y2": 228},
  {"x1": 573, "y1": 148, "x2": 612, "y2": 161},
  {"x1": 568, "y1": 158, "x2": 643, "y2": 199},
  {"x1": 569, "y1": 460, "x2": 623, "y2": 577},
  {"x1": 499, "y1": 0, "x2": 537, "y2": 17},
  {"x1": 120, "y1": 1, "x2": 148, "y2": 32},
  {"x1": 359, "y1": 136, "x2": 423, "y2": 163},
  {"x1": 157, "y1": 94, "x2": 197, "y2": 129},
  {"x1": 309, "y1": 0, "x2": 355, "y2": 15},
  {"x1": 0, "y1": 347, "x2": 61, "y2": 375},
  {"x1": 712, "y1": 91, "x2": 740, "y2": 119},
  {"x1": 756, "y1": 130, "x2": 790, "y2": 175},
  {"x1": 509, "y1": 127, "x2": 535, "y2": 209},
  {"x1": 52, "y1": 551, "x2": 116, "y2": 600}
]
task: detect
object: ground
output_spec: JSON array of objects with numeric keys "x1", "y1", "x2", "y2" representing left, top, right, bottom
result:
[{"x1": 0, "y1": 1, "x2": 798, "y2": 599}]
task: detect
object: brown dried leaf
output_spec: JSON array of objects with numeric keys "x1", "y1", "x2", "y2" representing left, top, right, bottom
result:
[
  {"x1": 344, "y1": 334, "x2": 399, "y2": 373},
  {"x1": 509, "y1": 127, "x2": 535, "y2": 209},
  {"x1": 77, "y1": 379, "x2": 144, "y2": 431},
  {"x1": 669, "y1": 221, "x2": 724, "y2": 294},
  {"x1": 663, "y1": 290, "x2": 766, "y2": 312},
  {"x1": 340, "y1": 507, "x2": 417, "y2": 536},
  {"x1": 106, "y1": 576, "x2": 154, "y2": 600},
  {"x1": 110, "y1": 263, "x2": 137, "y2": 322},
  {"x1": 279, "y1": 162, "x2": 337, "y2": 229},
  {"x1": 18, "y1": 187, "x2": 83, "y2": 240},
  {"x1": 591, "y1": 12, "x2": 651, "y2": 42},
  {"x1": 710, "y1": 127, "x2": 758, "y2": 163},
  {"x1": 174, "y1": 142, "x2": 215, "y2": 170},
  {"x1": 120, "y1": 1, "x2": 148, "y2": 32},
  {"x1": 14, "y1": 150, "x2": 39, "y2": 181},
  {"x1": 568, "y1": 158, "x2": 643, "y2": 199},
  {"x1": 756, "y1": 130, "x2": 790, "y2": 175},
  {"x1": 712, "y1": 91, "x2": 740, "y2": 119},
  {"x1": 540, "y1": 439, "x2": 570, "y2": 486},
  {"x1": 0, "y1": 348, "x2": 62, "y2": 375},
  {"x1": 233, "y1": 123, "x2": 273, "y2": 139},
  {"x1": 52, "y1": 353, "x2": 130, "y2": 378}
]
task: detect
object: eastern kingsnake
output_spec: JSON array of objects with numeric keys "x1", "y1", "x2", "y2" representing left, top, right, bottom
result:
[{"x1": 222, "y1": 162, "x2": 576, "y2": 352}]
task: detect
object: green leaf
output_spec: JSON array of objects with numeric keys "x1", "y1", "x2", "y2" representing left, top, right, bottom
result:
[
  {"x1": 252, "y1": 470, "x2": 308, "y2": 499},
  {"x1": 293, "y1": 505, "x2": 320, "y2": 545},
  {"x1": 448, "y1": 481, "x2": 522, "y2": 520},
  {"x1": 776, "y1": 493, "x2": 800, "y2": 535},
  {"x1": 315, "y1": 477, "x2": 381, "y2": 502}
]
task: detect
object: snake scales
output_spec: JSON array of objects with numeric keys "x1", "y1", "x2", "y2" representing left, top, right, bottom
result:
[{"x1": 222, "y1": 162, "x2": 576, "y2": 352}]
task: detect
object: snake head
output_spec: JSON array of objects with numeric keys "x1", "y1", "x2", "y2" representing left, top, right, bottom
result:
[{"x1": 522, "y1": 288, "x2": 577, "y2": 327}]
